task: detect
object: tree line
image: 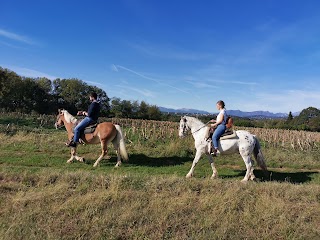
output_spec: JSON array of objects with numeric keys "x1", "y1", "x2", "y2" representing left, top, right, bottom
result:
[
  {"x1": 0, "y1": 67, "x2": 172, "y2": 120},
  {"x1": 1, "y1": 67, "x2": 319, "y2": 130}
]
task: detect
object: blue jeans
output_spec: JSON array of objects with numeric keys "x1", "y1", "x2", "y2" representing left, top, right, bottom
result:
[
  {"x1": 212, "y1": 124, "x2": 226, "y2": 149},
  {"x1": 73, "y1": 117, "x2": 94, "y2": 142}
]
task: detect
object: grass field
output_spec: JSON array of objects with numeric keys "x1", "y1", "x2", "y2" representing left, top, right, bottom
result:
[{"x1": 0, "y1": 113, "x2": 319, "y2": 239}]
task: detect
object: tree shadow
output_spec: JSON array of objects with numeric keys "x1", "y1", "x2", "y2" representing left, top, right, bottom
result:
[{"x1": 228, "y1": 169, "x2": 317, "y2": 184}]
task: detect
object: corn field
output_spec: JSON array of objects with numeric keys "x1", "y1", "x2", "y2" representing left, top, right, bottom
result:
[{"x1": 1, "y1": 112, "x2": 320, "y2": 151}]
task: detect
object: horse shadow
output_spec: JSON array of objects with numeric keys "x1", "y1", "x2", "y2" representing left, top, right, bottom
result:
[
  {"x1": 227, "y1": 169, "x2": 317, "y2": 184},
  {"x1": 81, "y1": 155, "x2": 317, "y2": 184},
  {"x1": 83, "y1": 154, "x2": 190, "y2": 167}
]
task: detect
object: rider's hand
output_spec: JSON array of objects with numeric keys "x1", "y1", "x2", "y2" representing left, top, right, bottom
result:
[{"x1": 77, "y1": 111, "x2": 83, "y2": 116}]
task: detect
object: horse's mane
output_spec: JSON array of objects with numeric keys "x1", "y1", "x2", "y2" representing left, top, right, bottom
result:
[
  {"x1": 184, "y1": 116, "x2": 204, "y2": 126},
  {"x1": 61, "y1": 110, "x2": 77, "y2": 124}
]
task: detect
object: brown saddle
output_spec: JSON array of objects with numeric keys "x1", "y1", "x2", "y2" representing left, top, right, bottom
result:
[{"x1": 207, "y1": 128, "x2": 235, "y2": 140}]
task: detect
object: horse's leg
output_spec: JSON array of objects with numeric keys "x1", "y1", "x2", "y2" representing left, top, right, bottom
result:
[
  {"x1": 67, "y1": 147, "x2": 84, "y2": 163},
  {"x1": 206, "y1": 153, "x2": 218, "y2": 179},
  {"x1": 112, "y1": 140, "x2": 122, "y2": 168},
  {"x1": 93, "y1": 140, "x2": 107, "y2": 167},
  {"x1": 240, "y1": 153, "x2": 255, "y2": 182},
  {"x1": 186, "y1": 150, "x2": 202, "y2": 178},
  {"x1": 67, "y1": 147, "x2": 75, "y2": 163}
]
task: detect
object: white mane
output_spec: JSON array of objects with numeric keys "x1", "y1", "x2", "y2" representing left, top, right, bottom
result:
[
  {"x1": 185, "y1": 116, "x2": 205, "y2": 127},
  {"x1": 61, "y1": 110, "x2": 77, "y2": 124}
]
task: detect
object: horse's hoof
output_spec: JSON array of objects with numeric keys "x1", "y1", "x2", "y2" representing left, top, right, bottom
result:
[
  {"x1": 250, "y1": 176, "x2": 256, "y2": 181},
  {"x1": 93, "y1": 164, "x2": 98, "y2": 167},
  {"x1": 186, "y1": 174, "x2": 193, "y2": 178},
  {"x1": 211, "y1": 174, "x2": 218, "y2": 179},
  {"x1": 241, "y1": 179, "x2": 248, "y2": 183}
]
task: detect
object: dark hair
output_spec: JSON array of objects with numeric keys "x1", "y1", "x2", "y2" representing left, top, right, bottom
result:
[
  {"x1": 217, "y1": 100, "x2": 225, "y2": 108},
  {"x1": 90, "y1": 92, "x2": 98, "y2": 99}
]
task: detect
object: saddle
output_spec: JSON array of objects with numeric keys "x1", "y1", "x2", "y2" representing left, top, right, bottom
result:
[
  {"x1": 72, "y1": 122, "x2": 98, "y2": 134},
  {"x1": 83, "y1": 123, "x2": 98, "y2": 134},
  {"x1": 206, "y1": 128, "x2": 236, "y2": 141}
]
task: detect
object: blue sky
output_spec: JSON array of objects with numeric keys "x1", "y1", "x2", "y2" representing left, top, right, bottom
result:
[{"x1": 1, "y1": 0, "x2": 320, "y2": 113}]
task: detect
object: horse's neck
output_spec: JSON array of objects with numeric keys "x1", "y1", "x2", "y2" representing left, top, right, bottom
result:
[
  {"x1": 63, "y1": 121, "x2": 75, "y2": 136},
  {"x1": 187, "y1": 117, "x2": 203, "y2": 131},
  {"x1": 62, "y1": 113, "x2": 77, "y2": 137},
  {"x1": 187, "y1": 117, "x2": 206, "y2": 138}
]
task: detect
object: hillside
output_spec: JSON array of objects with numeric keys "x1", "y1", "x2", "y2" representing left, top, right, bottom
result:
[
  {"x1": 291, "y1": 107, "x2": 320, "y2": 131},
  {"x1": 160, "y1": 107, "x2": 298, "y2": 119}
]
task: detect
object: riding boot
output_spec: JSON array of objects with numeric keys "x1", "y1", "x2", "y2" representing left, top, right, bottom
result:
[
  {"x1": 66, "y1": 140, "x2": 77, "y2": 148},
  {"x1": 211, "y1": 147, "x2": 218, "y2": 156}
]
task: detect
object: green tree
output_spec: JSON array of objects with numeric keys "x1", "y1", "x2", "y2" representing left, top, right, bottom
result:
[
  {"x1": 287, "y1": 111, "x2": 293, "y2": 121},
  {"x1": 147, "y1": 105, "x2": 162, "y2": 120},
  {"x1": 110, "y1": 98, "x2": 123, "y2": 118},
  {"x1": 137, "y1": 101, "x2": 149, "y2": 119},
  {"x1": 0, "y1": 67, "x2": 23, "y2": 111},
  {"x1": 52, "y1": 78, "x2": 110, "y2": 115}
]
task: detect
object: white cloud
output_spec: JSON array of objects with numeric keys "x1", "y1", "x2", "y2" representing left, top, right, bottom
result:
[
  {"x1": 111, "y1": 64, "x2": 118, "y2": 72},
  {"x1": 2, "y1": 65, "x2": 57, "y2": 80},
  {"x1": 115, "y1": 84, "x2": 156, "y2": 98},
  {"x1": 113, "y1": 64, "x2": 194, "y2": 95},
  {"x1": 129, "y1": 42, "x2": 213, "y2": 61},
  {"x1": 186, "y1": 81, "x2": 219, "y2": 89},
  {"x1": 0, "y1": 28, "x2": 35, "y2": 45},
  {"x1": 254, "y1": 89, "x2": 320, "y2": 113}
]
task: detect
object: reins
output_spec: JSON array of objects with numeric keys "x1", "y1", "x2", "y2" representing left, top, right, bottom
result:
[{"x1": 185, "y1": 119, "x2": 211, "y2": 136}]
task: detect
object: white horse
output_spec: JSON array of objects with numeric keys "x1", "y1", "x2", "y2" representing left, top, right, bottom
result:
[{"x1": 179, "y1": 116, "x2": 267, "y2": 182}]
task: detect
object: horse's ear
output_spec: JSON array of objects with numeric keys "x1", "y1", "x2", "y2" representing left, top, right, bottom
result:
[{"x1": 58, "y1": 109, "x2": 61, "y2": 114}]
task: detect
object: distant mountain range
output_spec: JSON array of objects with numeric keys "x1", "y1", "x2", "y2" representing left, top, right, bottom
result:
[{"x1": 159, "y1": 107, "x2": 300, "y2": 119}]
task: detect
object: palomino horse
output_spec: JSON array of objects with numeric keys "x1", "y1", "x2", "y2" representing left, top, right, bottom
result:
[
  {"x1": 55, "y1": 109, "x2": 128, "y2": 167},
  {"x1": 179, "y1": 116, "x2": 267, "y2": 182}
]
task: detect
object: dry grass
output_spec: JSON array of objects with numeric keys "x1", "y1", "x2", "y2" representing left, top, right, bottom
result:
[
  {"x1": 1, "y1": 114, "x2": 320, "y2": 239},
  {"x1": 1, "y1": 171, "x2": 319, "y2": 240}
]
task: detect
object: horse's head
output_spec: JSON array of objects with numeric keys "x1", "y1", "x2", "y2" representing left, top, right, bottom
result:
[
  {"x1": 179, "y1": 116, "x2": 190, "y2": 138},
  {"x1": 55, "y1": 109, "x2": 65, "y2": 129}
]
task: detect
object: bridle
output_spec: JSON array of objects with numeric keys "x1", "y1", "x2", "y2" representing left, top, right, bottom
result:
[
  {"x1": 55, "y1": 114, "x2": 64, "y2": 129},
  {"x1": 179, "y1": 118, "x2": 190, "y2": 136}
]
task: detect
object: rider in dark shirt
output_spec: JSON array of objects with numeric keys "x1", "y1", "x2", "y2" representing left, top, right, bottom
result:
[{"x1": 67, "y1": 92, "x2": 100, "y2": 147}]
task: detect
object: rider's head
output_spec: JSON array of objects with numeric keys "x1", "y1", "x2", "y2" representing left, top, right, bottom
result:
[
  {"x1": 216, "y1": 100, "x2": 225, "y2": 109},
  {"x1": 89, "y1": 92, "x2": 98, "y2": 101}
]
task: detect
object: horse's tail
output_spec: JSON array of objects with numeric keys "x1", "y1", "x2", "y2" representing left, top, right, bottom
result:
[
  {"x1": 114, "y1": 124, "x2": 129, "y2": 161},
  {"x1": 253, "y1": 136, "x2": 267, "y2": 172}
]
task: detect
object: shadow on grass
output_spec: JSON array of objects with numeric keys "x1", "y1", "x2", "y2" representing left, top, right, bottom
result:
[
  {"x1": 80, "y1": 154, "x2": 317, "y2": 184},
  {"x1": 81, "y1": 154, "x2": 191, "y2": 167},
  {"x1": 228, "y1": 169, "x2": 317, "y2": 184},
  {"x1": 127, "y1": 154, "x2": 191, "y2": 167}
]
